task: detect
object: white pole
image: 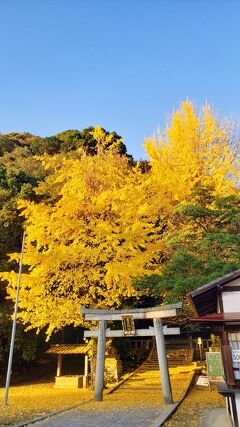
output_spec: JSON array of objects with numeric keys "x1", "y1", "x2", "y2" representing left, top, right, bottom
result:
[{"x1": 4, "y1": 231, "x2": 26, "y2": 405}]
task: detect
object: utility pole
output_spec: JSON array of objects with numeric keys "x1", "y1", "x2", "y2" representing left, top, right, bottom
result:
[{"x1": 4, "y1": 231, "x2": 26, "y2": 405}]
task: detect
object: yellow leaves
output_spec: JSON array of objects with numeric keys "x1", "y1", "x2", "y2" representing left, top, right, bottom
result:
[
  {"x1": 90, "y1": 126, "x2": 111, "y2": 146},
  {"x1": 4, "y1": 151, "x2": 167, "y2": 337},
  {"x1": 145, "y1": 101, "x2": 239, "y2": 205},
  {"x1": 90, "y1": 126, "x2": 124, "y2": 154},
  {"x1": 144, "y1": 137, "x2": 161, "y2": 162}
]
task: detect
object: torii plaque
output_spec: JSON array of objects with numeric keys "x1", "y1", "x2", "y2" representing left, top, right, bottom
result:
[{"x1": 81, "y1": 302, "x2": 182, "y2": 404}]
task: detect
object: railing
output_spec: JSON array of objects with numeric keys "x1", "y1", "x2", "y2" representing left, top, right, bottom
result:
[
  {"x1": 130, "y1": 337, "x2": 212, "y2": 353},
  {"x1": 131, "y1": 339, "x2": 153, "y2": 349},
  {"x1": 165, "y1": 339, "x2": 189, "y2": 349}
]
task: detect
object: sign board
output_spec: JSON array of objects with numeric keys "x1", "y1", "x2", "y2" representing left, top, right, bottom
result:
[
  {"x1": 232, "y1": 349, "x2": 240, "y2": 363},
  {"x1": 121, "y1": 315, "x2": 136, "y2": 336},
  {"x1": 196, "y1": 375, "x2": 209, "y2": 389},
  {"x1": 206, "y1": 352, "x2": 224, "y2": 377}
]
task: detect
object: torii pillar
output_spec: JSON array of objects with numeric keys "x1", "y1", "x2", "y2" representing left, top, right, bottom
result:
[
  {"x1": 154, "y1": 318, "x2": 173, "y2": 404},
  {"x1": 94, "y1": 320, "x2": 107, "y2": 401}
]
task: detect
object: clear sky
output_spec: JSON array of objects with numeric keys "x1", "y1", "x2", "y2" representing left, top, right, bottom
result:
[{"x1": 1, "y1": 0, "x2": 240, "y2": 159}]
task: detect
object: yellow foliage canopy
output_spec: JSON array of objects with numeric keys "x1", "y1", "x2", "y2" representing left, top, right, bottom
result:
[
  {"x1": 145, "y1": 101, "x2": 239, "y2": 206},
  {"x1": 3, "y1": 152, "x2": 164, "y2": 337}
]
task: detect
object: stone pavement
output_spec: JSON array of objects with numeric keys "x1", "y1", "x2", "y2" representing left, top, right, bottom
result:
[
  {"x1": 200, "y1": 408, "x2": 232, "y2": 427},
  {"x1": 28, "y1": 405, "x2": 164, "y2": 427}
]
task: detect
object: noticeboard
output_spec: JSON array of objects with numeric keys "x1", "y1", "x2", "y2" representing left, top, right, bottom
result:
[{"x1": 206, "y1": 352, "x2": 224, "y2": 378}]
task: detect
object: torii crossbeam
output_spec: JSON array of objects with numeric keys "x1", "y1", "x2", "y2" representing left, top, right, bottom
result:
[{"x1": 81, "y1": 303, "x2": 182, "y2": 404}]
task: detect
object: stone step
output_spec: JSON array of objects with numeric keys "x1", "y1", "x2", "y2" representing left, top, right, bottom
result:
[{"x1": 140, "y1": 347, "x2": 194, "y2": 372}]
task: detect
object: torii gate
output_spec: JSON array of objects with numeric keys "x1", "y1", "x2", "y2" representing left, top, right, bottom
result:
[{"x1": 81, "y1": 302, "x2": 182, "y2": 404}]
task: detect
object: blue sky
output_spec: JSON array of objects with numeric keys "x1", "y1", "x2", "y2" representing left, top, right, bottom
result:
[{"x1": 1, "y1": 0, "x2": 240, "y2": 159}]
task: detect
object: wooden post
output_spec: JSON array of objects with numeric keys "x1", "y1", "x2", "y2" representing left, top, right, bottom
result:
[
  {"x1": 153, "y1": 318, "x2": 173, "y2": 405},
  {"x1": 83, "y1": 355, "x2": 89, "y2": 388},
  {"x1": 94, "y1": 320, "x2": 107, "y2": 401},
  {"x1": 57, "y1": 354, "x2": 62, "y2": 377},
  {"x1": 84, "y1": 355, "x2": 89, "y2": 377}
]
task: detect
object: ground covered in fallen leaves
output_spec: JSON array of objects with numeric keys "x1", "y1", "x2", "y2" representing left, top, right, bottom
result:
[
  {"x1": 0, "y1": 376, "x2": 93, "y2": 426},
  {"x1": 163, "y1": 384, "x2": 226, "y2": 427},
  {"x1": 0, "y1": 367, "x2": 198, "y2": 426}
]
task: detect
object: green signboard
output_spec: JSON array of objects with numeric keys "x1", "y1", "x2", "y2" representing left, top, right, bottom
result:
[{"x1": 206, "y1": 352, "x2": 224, "y2": 377}]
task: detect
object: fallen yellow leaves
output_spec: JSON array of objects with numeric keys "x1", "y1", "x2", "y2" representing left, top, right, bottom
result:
[
  {"x1": 0, "y1": 367, "x2": 195, "y2": 425},
  {"x1": 163, "y1": 384, "x2": 225, "y2": 427},
  {"x1": 0, "y1": 377, "x2": 93, "y2": 426}
]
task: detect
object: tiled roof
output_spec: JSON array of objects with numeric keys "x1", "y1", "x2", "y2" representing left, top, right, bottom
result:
[
  {"x1": 46, "y1": 344, "x2": 90, "y2": 354},
  {"x1": 189, "y1": 269, "x2": 240, "y2": 298},
  {"x1": 188, "y1": 269, "x2": 240, "y2": 317}
]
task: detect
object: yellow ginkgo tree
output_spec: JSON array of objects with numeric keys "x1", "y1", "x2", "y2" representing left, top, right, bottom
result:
[
  {"x1": 145, "y1": 101, "x2": 239, "y2": 207},
  {"x1": 2, "y1": 151, "x2": 165, "y2": 337}
]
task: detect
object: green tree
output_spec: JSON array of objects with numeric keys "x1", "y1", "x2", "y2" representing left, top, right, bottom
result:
[
  {"x1": 56, "y1": 126, "x2": 127, "y2": 156},
  {"x1": 0, "y1": 137, "x2": 18, "y2": 156},
  {"x1": 135, "y1": 189, "x2": 240, "y2": 303},
  {"x1": 28, "y1": 136, "x2": 61, "y2": 155}
]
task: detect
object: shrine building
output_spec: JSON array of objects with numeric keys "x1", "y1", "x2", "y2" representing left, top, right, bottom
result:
[{"x1": 189, "y1": 269, "x2": 240, "y2": 427}]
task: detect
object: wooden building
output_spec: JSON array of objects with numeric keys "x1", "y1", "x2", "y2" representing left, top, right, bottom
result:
[
  {"x1": 188, "y1": 269, "x2": 240, "y2": 427},
  {"x1": 46, "y1": 343, "x2": 90, "y2": 388}
]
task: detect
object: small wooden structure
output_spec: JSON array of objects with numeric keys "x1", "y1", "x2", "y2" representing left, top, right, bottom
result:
[
  {"x1": 189, "y1": 269, "x2": 240, "y2": 427},
  {"x1": 81, "y1": 303, "x2": 182, "y2": 403},
  {"x1": 46, "y1": 343, "x2": 90, "y2": 388}
]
